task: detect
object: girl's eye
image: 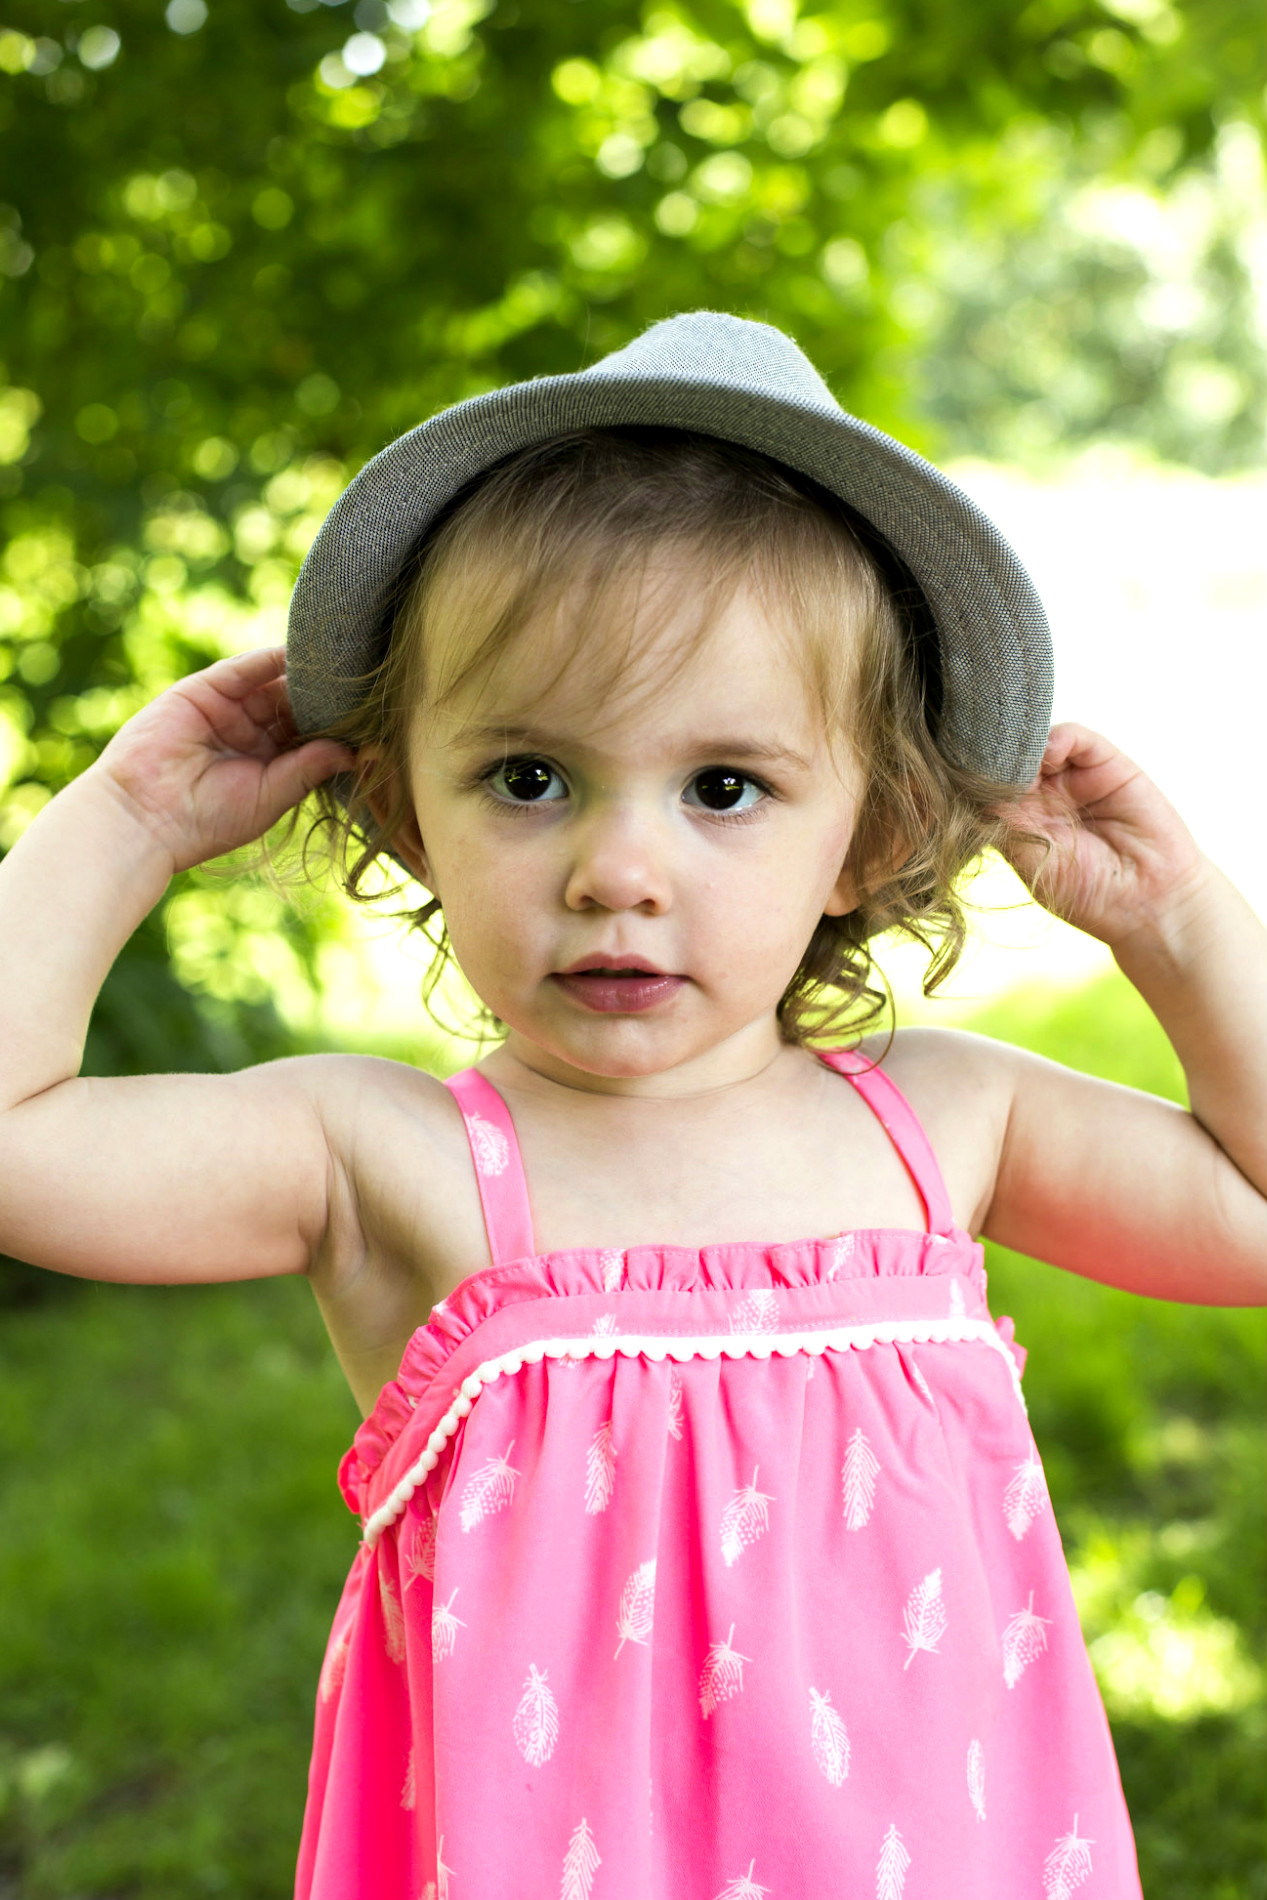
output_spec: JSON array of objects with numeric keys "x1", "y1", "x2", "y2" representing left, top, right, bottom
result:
[
  {"x1": 488, "y1": 758, "x2": 567, "y2": 804},
  {"x1": 684, "y1": 768, "x2": 766, "y2": 814}
]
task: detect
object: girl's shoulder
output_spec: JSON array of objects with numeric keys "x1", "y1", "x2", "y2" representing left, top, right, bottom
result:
[
  {"x1": 855, "y1": 1023, "x2": 1021, "y2": 1100},
  {"x1": 281, "y1": 1050, "x2": 477, "y2": 1204},
  {"x1": 284, "y1": 1047, "x2": 457, "y2": 1112},
  {"x1": 851, "y1": 1026, "x2": 1021, "y2": 1239}
]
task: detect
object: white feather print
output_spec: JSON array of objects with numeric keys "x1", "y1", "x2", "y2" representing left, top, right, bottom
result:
[
  {"x1": 379, "y1": 1571, "x2": 407, "y2": 1664},
  {"x1": 458, "y1": 1442, "x2": 520, "y2": 1531},
  {"x1": 401, "y1": 1747, "x2": 416, "y2": 1811},
  {"x1": 876, "y1": 1824, "x2": 910, "y2": 1900},
  {"x1": 1043, "y1": 1817, "x2": 1095, "y2": 1899},
  {"x1": 698, "y1": 1624, "x2": 751, "y2": 1717},
  {"x1": 908, "y1": 1358, "x2": 935, "y2": 1406},
  {"x1": 809, "y1": 1686, "x2": 850, "y2": 1786},
  {"x1": 600, "y1": 1248, "x2": 624, "y2": 1292},
  {"x1": 403, "y1": 1509, "x2": 438, "y2": 1589},
  {"x1": 614, "y1": 1559, "x2": 656, "y2": 1658},
  {"x1": 423, "y1": 1887, "x2": 435, "y2": 1900},
  {"x1": 561, "y1": 1817, "x2": 601, "y2": 1900},
  {"x1": 435, "y1": 1836, "x2": 453, "y2": 1900},
  {"x1": 824, "y1": 1233, "x2": 855, "y2": 1281},
  {"x1": 720, "y1": 1466, "x2": 774, "y2": 1567},
  {"x1": 319, "y1": 1629, "x2": 349, "y2": 1703},
  {"x1": 1004, "y1": 1451, "x2": 1049, "y2": 1541},
  {"x1": 432, "y1": 1588, "x2": 466, "y2": 1662},
  {"x1": 666, "y1": 1369, "x2": 684, "y2": 1440},
  {"x1": 513, "y1": 1663, "x2": 560, "y2": 1766},
  {"x1": 842, "y1": 1428, "x2": 880, "y2": 1530},
  {"x1": 1003, "y1": 1591, "x2": 1052, "y2": 1687},
  {"x1": 948, "y1": 1278, "x2": 967, "y2": 1317},
  {"x1": 901, "y1": 1566, "x2": 947, "y2": 1668},
  {"x1": 966, "y1": 1738, "x2": 986, "y2": 1820},
  {"x1": 584, "y1": 1421, "x2": 617, "y2": 1515},
  {"x1": 591, "y1": 1311, "x2": 619, "y2": 1337},
  {"x1": 729, "y1": 1288, "x2": 779, "y2": 1335},
  {"x1": 714, "y1": 1862, "x2": 770, "y2": 1899},
  {"x1": 468, "y1": 1109, "x2": 509, "y2": 1176}
]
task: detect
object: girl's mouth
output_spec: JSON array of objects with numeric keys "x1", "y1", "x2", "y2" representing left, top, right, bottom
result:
[{"x1": 551, "y1": 967, "x2": 686, "y2": 1014}]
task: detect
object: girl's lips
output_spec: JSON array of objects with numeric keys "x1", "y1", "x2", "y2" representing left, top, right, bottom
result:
[{"x1": 551, "y1": 971, "x2": 686, "y2": 1014}]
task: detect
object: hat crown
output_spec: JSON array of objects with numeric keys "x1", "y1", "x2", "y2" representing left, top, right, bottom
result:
[
  {"x1": 288, "y1": 308, "x2": 1052, "y2": 786},
  {"x1": 583, "y1": 310, "x2": 840, "y2": 415}
]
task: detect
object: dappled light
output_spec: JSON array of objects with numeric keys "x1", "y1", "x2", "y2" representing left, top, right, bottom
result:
[{"x1": 0, "y1": 0, "x2": 1262, "y2": 1891}]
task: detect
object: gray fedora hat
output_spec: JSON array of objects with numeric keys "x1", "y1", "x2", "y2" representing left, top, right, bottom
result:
[{"x1": 287, "y1": 310, "x2": 1052, "y2": 785}]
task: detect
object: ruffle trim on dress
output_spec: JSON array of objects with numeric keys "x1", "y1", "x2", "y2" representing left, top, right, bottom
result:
[
  {"x1": 358, "y1": 1314, "x2": 1023, "y2": 1546},
  {"x1": 343, "y1": 1231, "x2": 987, "y2": 1501}
]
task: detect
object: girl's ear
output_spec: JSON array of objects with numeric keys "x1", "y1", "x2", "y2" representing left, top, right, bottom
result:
[
  {"x1": 823, "y1": 826, "x2": 912, "y2": 918},
  {"x1": 384, "y1": 808, "x2": 435, "y2": 891},
  {"x1": 359, "y1": 751, "x2": 436, "y2": 892},
  {"x1": 822, "y1": 861, "x2": 861, "y2": 918}
]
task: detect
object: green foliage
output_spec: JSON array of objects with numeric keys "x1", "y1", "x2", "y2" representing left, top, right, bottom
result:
[{"x1": 0, "y1": 1277, "x2": 357, "y2": 1895}]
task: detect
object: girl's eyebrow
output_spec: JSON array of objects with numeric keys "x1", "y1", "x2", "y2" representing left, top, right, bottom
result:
[{"x1": 449, "y1": 720, "x2": 813, "y2": 771}]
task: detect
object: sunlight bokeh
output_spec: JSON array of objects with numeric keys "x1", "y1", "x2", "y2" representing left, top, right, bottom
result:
[{"x1": 1070, "y1": 1525, "x2": 1265, "y2": 1723}]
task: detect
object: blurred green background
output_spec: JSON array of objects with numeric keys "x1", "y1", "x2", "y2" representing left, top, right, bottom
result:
[{"x1": 0, "y1": 0, "x2": 1263, "y2": 1892}]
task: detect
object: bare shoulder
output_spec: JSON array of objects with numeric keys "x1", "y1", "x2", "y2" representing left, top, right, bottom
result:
[
  {"x1": 853, "y1": 1026, "x2": 1024, "y2": 1235},
  {"x1": 283, "y1": 1048, "x2": 454, "y2": 1116},
  {"x1": 282, "y1": 1049, "x2": 470, "y2": 1180},
  {"x1": 247, "y1": 1051, "x2": 493, "y2": 1411},
  {"x1": 857, "y1": 1024, "x2": 1023, "y2": 1101}
]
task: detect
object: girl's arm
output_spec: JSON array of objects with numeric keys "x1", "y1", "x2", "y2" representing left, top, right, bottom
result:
[
  {"x1": 976, "y1": 723, "x2": 1267, "y2": 1304},
  {"x1": 0, "y1": 649, "x2": 354, "y2": 1285}
]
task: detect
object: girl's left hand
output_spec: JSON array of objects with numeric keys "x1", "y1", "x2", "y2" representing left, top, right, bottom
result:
[{"x1": 995, "y1": 723, "x2": 1211, "y2": 952}]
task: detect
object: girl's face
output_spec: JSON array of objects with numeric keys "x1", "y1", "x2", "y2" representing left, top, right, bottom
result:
[{"x1": 401, "y1": 567, "x2": 864, "y2": 1094}]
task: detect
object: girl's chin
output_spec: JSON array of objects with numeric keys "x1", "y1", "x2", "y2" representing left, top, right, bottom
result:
[
  {"x1": 500, "y1": 1004, "x2": 781, "y2": 1088},
  {"x1": 517, "y1": 1031, "x2": 690, "y2": 1083}
]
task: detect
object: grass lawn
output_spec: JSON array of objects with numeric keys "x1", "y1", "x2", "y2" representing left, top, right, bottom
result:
[{"x1": 0, "y1": 971, "x2": 1263, "y2": 1896}]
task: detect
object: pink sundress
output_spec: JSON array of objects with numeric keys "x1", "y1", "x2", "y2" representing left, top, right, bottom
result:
[{"x1": 296, "y1": 1049, "x2": 1141, "y2": 1899}]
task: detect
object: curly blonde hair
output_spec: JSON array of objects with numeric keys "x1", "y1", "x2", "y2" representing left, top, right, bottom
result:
[{"x1": 304, "y1": 427, "x2": 1019, "y2": 1045}]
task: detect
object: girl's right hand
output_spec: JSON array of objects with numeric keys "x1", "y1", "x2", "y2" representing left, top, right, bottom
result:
[{"x1": 93, "y1": 646, "x2": 355, "y2": 874}]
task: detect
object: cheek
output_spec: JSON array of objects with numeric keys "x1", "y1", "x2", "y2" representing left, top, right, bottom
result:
[
  {"x1": 426, "y1": 819, "x2": 550, "y2": 959},
  {"x1": 765, "y1": 807, "x2": 857, "y2": 903},
  {"x1": 687, "y1": 832, "x2": 838, "y2": 952}
]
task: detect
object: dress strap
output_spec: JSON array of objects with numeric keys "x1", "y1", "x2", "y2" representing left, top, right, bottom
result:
[
  {"x1": 817, "y1": 1048, "x2": 956, "y2": 1237},
  {"x1": 442, "y1": 1069, "x2": 536, "y2": 1266}
]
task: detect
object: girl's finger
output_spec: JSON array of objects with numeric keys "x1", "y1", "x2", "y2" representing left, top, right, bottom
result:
[
  {"x1": 1037, "y1": 723, "x2": 1103, "y2": 773},
  {"x1": 259, "y1": 739, "x2": 356, "y2": 814},
  {"x1": 242, "y1": 675, "x2": 299, "y2": 740},
  {"x1": 194, "y1": 648, "x2": 290, "y2": 701}
]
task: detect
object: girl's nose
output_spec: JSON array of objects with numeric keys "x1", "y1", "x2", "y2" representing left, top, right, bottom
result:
[{"x1": 563, "y1": 803, "x2": 672, "y2": 915}]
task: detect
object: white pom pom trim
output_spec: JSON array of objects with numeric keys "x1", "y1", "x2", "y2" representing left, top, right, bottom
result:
[{"x1": 360, "y1": 1317, "x2": 1023, "y2": 1547}]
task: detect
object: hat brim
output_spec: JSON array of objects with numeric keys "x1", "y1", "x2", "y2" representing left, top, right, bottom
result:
[{"x1": 287, "y1": 363, "x2": 1051, "y2": 787}]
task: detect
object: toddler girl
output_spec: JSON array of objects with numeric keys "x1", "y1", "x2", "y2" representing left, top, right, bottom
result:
[{"x1": 1, "y1": 313, "x2": 1264, "y2": 1900}]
